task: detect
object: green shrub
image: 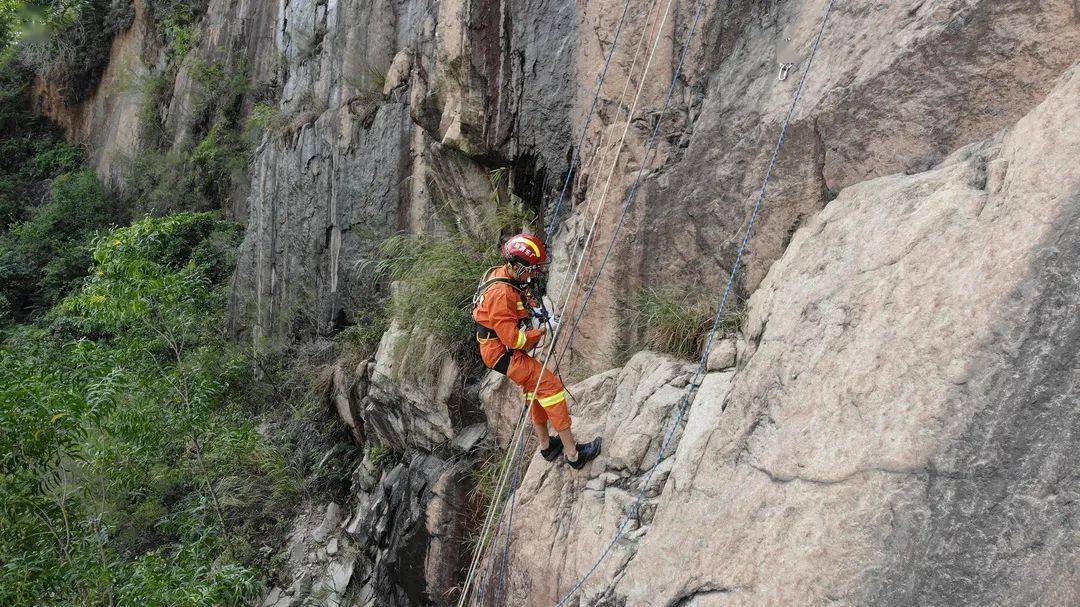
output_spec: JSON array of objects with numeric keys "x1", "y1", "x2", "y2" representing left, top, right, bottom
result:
[
  {"x1": 31, "y1": 139, "x2": 83, "y2": 177},
  {"x1": 0, "y1": 213, "x2": 301, "y2": 606},
  {"x1": 137, "y1": 71, "x2": 174, "y2": 147},
  {"x1": 244, "y1": 101, "x2": 283, "y2": 141},
  {"x1": 159, "y1": 7, "x2": 199, "y2": 58},
  {"x1": 366, "y1": 441, "x2": 397, "y2": 470},
  {"x1": 373, "y1": 231, "x2": 503, "y2": 345},
  {"x1": 0, "y1": 59, "x2": 79, "y2": 232},
  {"x1": 191, "y1": 122, "x2": 246, "y2": 182},
  {"x1": 0, "y1": 168, "x2": 120, "y2": 313},
  {"x1": 0, "y1": 3, "x2": 18, "y2": 50},
  {"x1": 118, "y1": 534, "x2": 264, "y2": 607},
  {"x1": 125, "y1": 150, "x2": 204, "y2": 213},
  {"x1": 627, "y1": 287, "x2": 746, "y2": 360}
]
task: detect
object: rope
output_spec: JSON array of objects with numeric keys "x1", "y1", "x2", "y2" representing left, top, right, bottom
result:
[
  {"x1": 554, "y1": 1, "x2": 836, "y2": 604},
  {"x1": 546, "y1": 0, "x2": 636, "y2": 240},
  {"x1": 553, "y1": 0, "x2": 713, "y2": 369},
  {"x1": 471, "y1": 3, "x2": 676, "y2": 602},
  {"x1": 454, "y1": 0, "x2": 640, "y2": 602},
  {"x1": 484, "y1": 2, "x2": 675, "y2": 602}
]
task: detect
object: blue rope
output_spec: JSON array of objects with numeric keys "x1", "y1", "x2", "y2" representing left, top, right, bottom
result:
[{"x1": 554, "y1": 1, "x2": 836, "y2": 604}]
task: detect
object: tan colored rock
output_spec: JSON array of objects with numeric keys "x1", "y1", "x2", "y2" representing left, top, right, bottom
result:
[
  {"x1": 551, "y1": 0, "x2": 1080, "y2": 378},
  {"x1": 498, "y1": 63, "x2": 1080, "y2": 607},
  {"x1": 361, "y1": 319, "x2": 460, "y2": 450},
  {"x1": 330, "y1": 361, "x2": 365, "y2": 444},
  {"x1": 479, "y1": 371, "x2": 523, "y2": 449},
  {"x1": 31, "y1": 0, "x2": 155, "y2": 191},
  {"x1": 383, "y1": 49, "x2": 413, "y2": 96},
  {"x1": 705, "y1": 338, "x2": 737, "y2": 372}
]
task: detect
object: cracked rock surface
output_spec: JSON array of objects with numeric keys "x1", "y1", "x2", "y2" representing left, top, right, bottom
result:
[
  {"x1": 496, "y1": 64, "x2": 1080, "y2": 606},
  {"x1": 30, "y1": 0, "x2": 1080, "y2": 604}
]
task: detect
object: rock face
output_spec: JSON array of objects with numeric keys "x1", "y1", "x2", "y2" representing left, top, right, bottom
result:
[
  {"x1": 39, "y1": 0, "x2": 1080, "y2": 370},
  {"x1": 494, "y1": 63, "x2": 1080, "y2": 606},
  {"x1": 31, "y1": 0, "x2": 1080, "y2": 604},
  {"x1": 267, "y1": 450, "x2": 479, "y2": 607}
]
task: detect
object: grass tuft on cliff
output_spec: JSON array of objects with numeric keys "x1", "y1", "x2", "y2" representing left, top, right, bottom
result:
[
  {"x1": 627, "y1": 286, "x2": 746, "y2": 361},
  {"x1": 373, "y1": 231, "x2": 504, "y2": 346}
]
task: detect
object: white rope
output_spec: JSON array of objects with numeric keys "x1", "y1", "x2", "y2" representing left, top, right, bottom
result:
[{"x1": 457, "y1": 0, "x2": 679, "y2": 603}]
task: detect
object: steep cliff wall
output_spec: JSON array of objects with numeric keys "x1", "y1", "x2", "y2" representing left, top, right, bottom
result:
[
  {"x1": 28, "y1": 0, "x2": 1080, "y2": 605},
  {"x1": 35, "y1": 0, "x2": 1080, "y2": 367},
  {"x1": 494, "y1": 62, "x2": 1080, "y2": 606}
]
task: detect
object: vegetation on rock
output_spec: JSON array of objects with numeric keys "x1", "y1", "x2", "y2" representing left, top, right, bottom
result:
[
  {"x1": 626, "y1": 286, "x2": 745, "y2": 360},
  {"x1": 0, "y1": 34, "x2": 343, "y2": 605}
]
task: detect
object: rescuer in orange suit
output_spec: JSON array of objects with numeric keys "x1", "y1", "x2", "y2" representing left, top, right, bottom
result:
[{"x1": 472, "y1": 233, "x2": 601, "y2": 469}]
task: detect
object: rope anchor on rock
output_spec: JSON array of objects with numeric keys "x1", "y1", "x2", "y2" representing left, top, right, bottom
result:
[{"x1": 778, "y1": 61, "x2": 795, "y2": 81}]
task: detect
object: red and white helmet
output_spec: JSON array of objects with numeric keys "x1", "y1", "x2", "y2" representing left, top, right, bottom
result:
[{"x1": 502, "y1": 233, "x2": 548, "y2": 267}]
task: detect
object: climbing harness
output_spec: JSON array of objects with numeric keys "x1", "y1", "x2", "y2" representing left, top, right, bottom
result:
[{"x1": 553, "y1": 2, "x2": 836, "y2": 604}]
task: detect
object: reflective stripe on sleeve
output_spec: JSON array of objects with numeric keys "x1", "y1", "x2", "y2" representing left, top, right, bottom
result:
[{"x1": 514, "y1": 329, "x2": 527, "y2": 349}]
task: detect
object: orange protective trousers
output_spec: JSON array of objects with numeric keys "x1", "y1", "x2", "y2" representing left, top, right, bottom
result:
[{"x1": 506, "y1": 350, "x2": 571, "y2": 433}]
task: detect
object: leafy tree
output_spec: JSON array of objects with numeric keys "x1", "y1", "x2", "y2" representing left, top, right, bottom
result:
[
  {"x1": 0, "y1": 168, "x2": 120, "y2": 315},
  {"x1": 0, "y1": 213, "x2": 296, "y2": 606}
]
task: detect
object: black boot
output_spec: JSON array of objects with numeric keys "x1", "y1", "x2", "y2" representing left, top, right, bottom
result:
[
  {"x1": 540, "y1": 436, "x2": 563, "y2": 462},
  {"x1": 566, "y1": 437, "x2": 602, "y2": 470}
]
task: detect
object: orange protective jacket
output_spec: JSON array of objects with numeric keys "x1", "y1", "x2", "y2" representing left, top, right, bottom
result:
[{"x1": 471, "y1": 266, "x2": 544, "y2": 370}]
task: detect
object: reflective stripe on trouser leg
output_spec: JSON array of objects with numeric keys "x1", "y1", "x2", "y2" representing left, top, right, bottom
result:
[
  {"x1": 507, "y1": 350, "x2": 567, "y2": 412},
  {"x1": 537, "y1": 391, "x2": 567, "y2": 408}
]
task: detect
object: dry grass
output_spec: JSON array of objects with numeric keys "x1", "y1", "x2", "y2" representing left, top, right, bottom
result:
[{"x1": 627, "y1": 287, "x2": 746, "y2": 360}]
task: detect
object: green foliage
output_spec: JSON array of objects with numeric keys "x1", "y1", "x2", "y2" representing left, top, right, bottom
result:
[
  {"x1": 136, "y1": 71, "x2": 173, "y2": 147},
  {"x1": 31, "y1": 138, "x2": 83, "y2": 175},
  {"x1": 367, "y1": 65, "x2": 385, "y2": 91},
  {"x1": 125, "y1": 150, "x2": 202, "y2": 214},
  {"x1": 0, "y1": 59, "x2": 82, "y2": 226},
  {"x1": 627, "y1": 287, "x2": 746, "y2": 360},
  {"x1": 365, "y1": 441, "x2": 396, "y2": 470},
  {"x1": 158, "y1": 7, "x2": 198, "y2": 59},
  {"x1": 0, "y1": 2, "x2": 18, "y2": 50},
  {"x1": 54, "y1": 212, "x2": 238, "y2": 340},
  {"x1": 0, "y1": 168, "x2": 120, "y2": 315},
  {"x1": 118, "y1": 534, "x2": 263, "y2": 607},
  {"x1": 0, "y1": 59, "x2": 106, "y2": 317},
  {"x1": 0, "y1": 213, "x2": 298, "y2": 606},
  {"x1": 373, "y1": 231, "x2": 503, "y2": 345},
  {"x1": 244, "y1": 101, "x2": 283, "y2": 140},
  {"x1": 337, "y1": 303, "x2": 389, "y2": 360},
  {"x1": 191, "y1": 122, "x2": 246, "y2": 182},
  {"x1": 21, "y1": 0, "x2": 137, "y2": 104},
  {"x1": 130, "y1": 56, "x2": 254, "y2": 214}
]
